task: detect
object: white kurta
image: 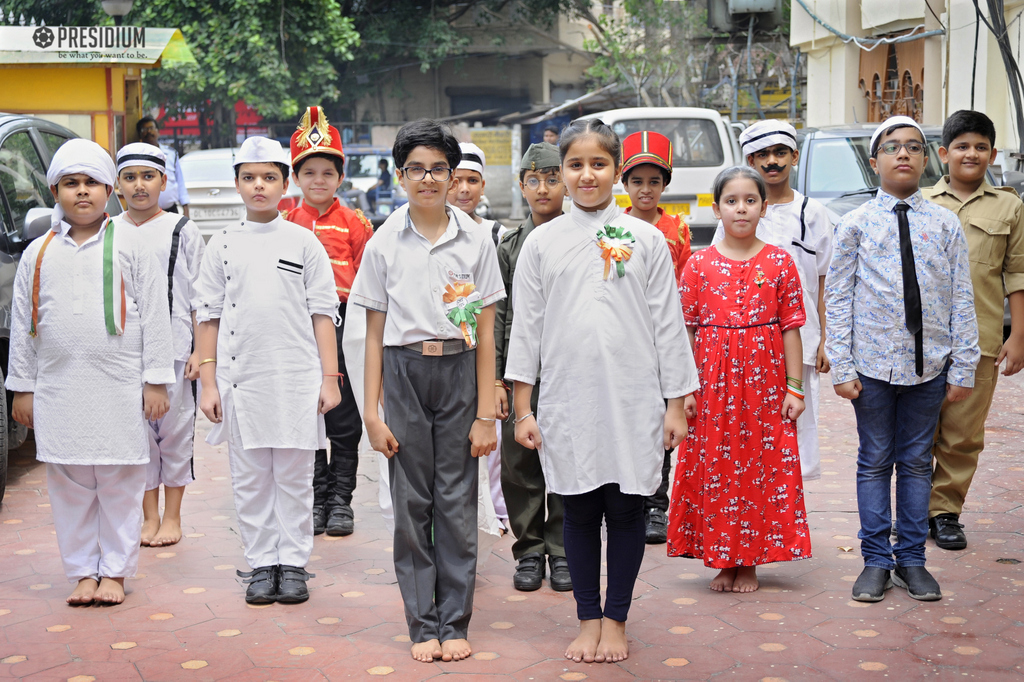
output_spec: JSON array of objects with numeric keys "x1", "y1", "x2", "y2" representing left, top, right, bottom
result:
[
  {"x1": 505, "y1": 204, "x2": 700, "y2": 497},
  {"x1": 5, "y1": 221, "x2": 176, "y2": 465},
  {"x1": 195, "y1": 216, "x2": 338, "y2": 450}
]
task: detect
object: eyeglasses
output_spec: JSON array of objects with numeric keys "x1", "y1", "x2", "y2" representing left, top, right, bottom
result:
[
  {"x1": 877, "y1": 141, "x2": 925, "y2": 156},
  {"x1": 400, "y1": 166, "x2": 453, "y2": 182},
  {"x1": 523, "y1": 176, "x2": 562, "y2": 189}
]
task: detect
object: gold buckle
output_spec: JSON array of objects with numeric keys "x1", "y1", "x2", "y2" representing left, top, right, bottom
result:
[{"x1": 422, "y1": 341, "x2": 443, "y2": 356}]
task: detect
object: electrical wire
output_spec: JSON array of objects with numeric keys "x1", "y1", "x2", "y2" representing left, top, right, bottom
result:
[
  {"x1": 792, "y1": 0, "x2": 944, "y2": 51},
  {"x1": 974, "y1": 0, "x2": 1024, "y2": 165}
]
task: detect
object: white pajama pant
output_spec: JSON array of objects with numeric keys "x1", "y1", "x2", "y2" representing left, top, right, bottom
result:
[
  {"x1": 147, "y1": 359, "x2": 197, "y2": 490},
  {"x1": 46, "y1": 463, "x2": 146, "y2": 583},
  {"x1": 226, "y1": 403, "x2": 315, "y2": 569},
  {"x1": 797, "y1": 364, "x2": 821, "y2": 481}
]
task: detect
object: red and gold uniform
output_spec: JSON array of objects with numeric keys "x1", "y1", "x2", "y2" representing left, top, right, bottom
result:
[
  {"x1": 288, "y1": 199, "x2": 372, "y2": 302},
  {"x1": 627, "y1": 206, "x2": 691, "y2": 279}
]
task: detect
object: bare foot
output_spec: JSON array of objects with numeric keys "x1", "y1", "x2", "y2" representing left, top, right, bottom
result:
[
  {"x1": 150, "y1": 518, "x2": 182, "y2": 547},
  {"x1": 94, "y1": 577, "x2": 126, "y2": 604},
  {"x1": 140, "y1": 517, "x2": 159, "y2": 546},
  {"x1": 410, "y1": 638, "x2": 442, "y2": 663},
  {"x1": 67, "y1": 578, "x2": 98, "y2": 605},
  {"x1": 596, "y1": 617, "x2": 629, "y2": 663},
  {"x1": 440, "y1": 638, "x2": 472, "y2": 661},
  {"x1": 732, "y1": 566, "x2": 759, "y2": 593},
  {"x1": 565, "y1": 618, "x2": 602, "y2": 663},
  {"x1": 710, "y1": 567, "x2": 737, "y2": 592}
]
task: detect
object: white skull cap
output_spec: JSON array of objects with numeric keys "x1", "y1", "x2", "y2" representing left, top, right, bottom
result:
[
  {"x1": 457, "y1": 142, "x2": 485, "y2": 174},
  {"x1": 234, "y1": 136, "x2": 291, "y2": 168},
  {"x1": 870, "y1": 116, "x2": 925, "y2": 156}
]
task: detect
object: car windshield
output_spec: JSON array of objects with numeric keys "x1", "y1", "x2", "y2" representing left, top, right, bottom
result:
[
  {"x1": 805, "y1": 136, "x2": 946, "y2": 195},
  {"x1": 347, "y1": 154, "x2": 389, "y2": 178},
  {"x1": 608, "y1": 118, "x2": 724, "y2": 167},
  {"x1": 180, "y1": 154, "x2": 237, "y2": 183}
]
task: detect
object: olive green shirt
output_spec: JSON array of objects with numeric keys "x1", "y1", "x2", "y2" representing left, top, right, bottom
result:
[
  {"x1": 924, "y1": 177, "x2": 1024, "y2": 356},
  {"x1": 495, "y1": 214, "x2": 544, "y2": 379}
]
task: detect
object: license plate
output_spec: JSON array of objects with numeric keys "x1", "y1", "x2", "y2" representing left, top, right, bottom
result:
[{"x1": 191, "y1": 206, "x2": 244, "y2": 220}]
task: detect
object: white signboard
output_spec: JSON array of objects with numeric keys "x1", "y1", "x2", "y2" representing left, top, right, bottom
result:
[{"x1": 0, "y1": 26, "x2": 194, "y2": 65}]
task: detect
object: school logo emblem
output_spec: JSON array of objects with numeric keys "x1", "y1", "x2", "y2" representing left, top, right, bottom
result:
[{"x1": 33, "y1": 27, "x2": 55, "y2": 48}]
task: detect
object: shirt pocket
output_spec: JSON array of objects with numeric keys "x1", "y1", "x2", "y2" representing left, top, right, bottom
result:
[{"x1": 966, "y1": 216, "x2": 1010, "y2": 266}]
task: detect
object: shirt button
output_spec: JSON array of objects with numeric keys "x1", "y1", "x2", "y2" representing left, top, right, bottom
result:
[
  {"x1": 223, "y1": 244, "x2": 227, "y2": 248},
  {"x1": 232, "y1": 303, "x2": 236, "y2": 307},
  {"x1": 223, "y1": 230, "x2": 227, "y2": 234},
  {"x1": 231, "y1": 356, "x2": 236, "y2": 360},
  {"x1": 233, "y1": 383, "x2": 237, "y2": 388},
  {"x1": 223, "y1": 261, "x2": 227, "y2": 264},
  {"x1": 227, "y1": 276, "x2": 231, "y2": 280},
  {"x1": 230, "y1": 331, "x2": 234, "y2": 335}
]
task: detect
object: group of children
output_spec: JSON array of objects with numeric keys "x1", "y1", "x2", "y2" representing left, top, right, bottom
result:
[{"x1": 8, "y1": 106, "x2": 1022, "y2": 665}]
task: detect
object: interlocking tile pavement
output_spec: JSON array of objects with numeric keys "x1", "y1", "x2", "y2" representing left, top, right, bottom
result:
[{"x1": 1, "y1": 370, "x2": 1022, "y2": 680}]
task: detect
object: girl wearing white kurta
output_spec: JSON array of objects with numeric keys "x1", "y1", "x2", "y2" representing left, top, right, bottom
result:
[{"x1": 506, "y1": 120, "x2": 699, "y2": 664}]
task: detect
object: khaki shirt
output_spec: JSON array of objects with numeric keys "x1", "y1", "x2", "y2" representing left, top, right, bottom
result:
[{"x1": 924, "y1": 177, "x2": 1024, "y2": 356}]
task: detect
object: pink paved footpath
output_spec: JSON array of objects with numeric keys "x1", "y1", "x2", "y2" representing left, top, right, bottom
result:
[{"x1": 1, "y1": 371, "x2": 1023, "y2": 681}]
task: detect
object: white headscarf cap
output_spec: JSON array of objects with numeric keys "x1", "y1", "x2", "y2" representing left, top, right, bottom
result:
[
  {"x1": 116, "y1": 142, "x2": 167, "y2": 174},
  {"x1": 46, "y1": 138, "x2": 116, "y2": 228},
  {"x1": 739, "y1": 119, "x2": 798, "y2": 156},
  {"x1": 457, "y1": 142, "x2": 486, "y2": 174}
]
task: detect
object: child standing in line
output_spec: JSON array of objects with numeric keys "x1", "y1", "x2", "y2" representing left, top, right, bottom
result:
[
  {"x1": 195, "y1": 136, "x2": 341, "y2": 605},
  {"x1": 620, "y1": 130, "x2": 692, "y2": 545},
  {"x1": 668, "y1": 166, "x2": 812, "y2": 594},
  {"x1": 507, "y1": 119, "x2": 699, "y2": 664},
  {"x1": 7, "y1": 139, "x2": 174, "y2": 605},
  {"x1": 826, "y1": 116, "x2": 978, "y2": 603},
  {"x1": 114, "y1": 142, "x2": 205, "y2": 549},
  {"x1": 351, "y1": 120, "x2": 503, "y2": 664}
]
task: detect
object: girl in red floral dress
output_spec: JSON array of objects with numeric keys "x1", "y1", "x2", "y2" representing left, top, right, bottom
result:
[{"x1": 667, "y1": 166, "x2": 812, "y2": 593}]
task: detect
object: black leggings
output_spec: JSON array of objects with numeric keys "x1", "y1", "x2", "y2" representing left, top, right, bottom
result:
[{"x1": 562, "y1": 483, "x2": 646, "y2": 622}]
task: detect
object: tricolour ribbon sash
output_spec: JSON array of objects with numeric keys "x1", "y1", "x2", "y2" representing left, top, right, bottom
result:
[
  {"x1": 443, "y1": 281, "x2": 483, "y2": 348},
  {"x1": 596, "y1": 224, "x2": 635, "y2": 280}
]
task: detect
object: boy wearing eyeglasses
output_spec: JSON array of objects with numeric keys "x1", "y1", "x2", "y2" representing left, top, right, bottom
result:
[
  {"x1": 350, "y1": 119, "x2": 504, "y2": 664},
  {"x1": 494, "y1": 142, "x2": 571, "y2": 593},
  {"x1": 825, "y1": 116, "x2": 979, "y2": 604}
]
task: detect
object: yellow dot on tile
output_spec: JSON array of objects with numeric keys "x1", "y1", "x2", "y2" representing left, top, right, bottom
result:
[
  {"x1": 759, "y1": 643, "x2": 787, "y2": 652},
  {"x1": 954, "y1": 646, "x2": 982, "y2": 656},
  {"x1": 1, "y1": 655, "x2": 27, "y2": 664},
  {"x1": 506, "y1": 595, "x2": 527, "y2": 602},
  {"x1": 46, "y1": 624, "x2": 71, "y2": 633},
  {"x1": 677, "y1": 573, "x2": 700, "y2": 580},
  {"x1": 940, "y1": 616, "x2": 966, "y2": 625},
  {"x1": 669, "y1": 626, "x2": 694, "y2": 635},
  {"x1": 853, "y1": 630, "x2": 879, "y2": 638},
  {"x1": 841, "y1": 576, "x2": 858, "y2": 582},
  {"x1": 672, "y1": 597, "x2": 697, "y2": 605},
  {"x1": 366, "y1": 667, "x2": 394, "y2": 676},
  {"x1": 976, "y1": 519, "x2": 994, "y2": 525},
  {"x1": 37, "y1": 503, "x2": 50, "y2": 508},
  {"x1": 760, "y1": 678, "x2": 789, "y2": 682},
  {"x1": 317, "y1": 617, "x2": 340, "y2": 625},
  {"x1": 14, "y1": 549, "x2": 35, "y2": 555},
  {"x1": 846, "y1": 601, "x2": 870, "y2": 608},
  {"x1": 29, "y1": 584, "x2": 51, "y2": 590},
  {"x1": 3, "y1": 519, "x2": 23, "y2": 524},
  {"x1": 211, "y1": 515, "x2": 230, "y2": 521},
  {"x1": 663, "y1": 658, "x2": 690, "y2": 667},
  {"x1": 342, "y1": 591, "x2": 364, "y2": 598},
  {"x1": 490, "y1": 621, "x2": 515, "y2": 630},
  {"x1": 858, "y1": 662, "x2": 888, "y2": 671},
  {"x1": 833, "y1": 535, "x2": 853, "y2": 540},
  {"x1": 180, "y1": 660, "x2": 208, "y2": 670},
  {"x1": 214, "y1": 564, "x2": 235, "y2": 571},
  {"x1": 822, "y1": 471, "x2": 838, "y2": 476},
  {"x1": 391, "y1": 635, "x2": 410, "y2": 642},
  {"x1": 186, "y1": 490, "x2": 204, "y2": 495},
  {"x1": 110, "y1": 642, "x2": 137, "y2": 650},
  {"x1": 364, "y1": 568, "x2": 386, "y2": 575},
  {"x1": 211, "y1": 476, "x2": 228, "y2": 481},
  {"x1": 0, "y1": 610, "x2": 10, "y2": 616},
  {"x1": 309, "y1": 555, "x2": 321, "y2": 561},
  {"x1": 830, "y1": 517, "x2": 848, "y2": 523},
  {"x1": 384, "y1": 546, "x2": 394, "y2": 553},
  {"x1": 760, "y1": 587, "x2": 781, "y2": 593},
  {"x1": 474, "y1": 652, "x2": 499, "y2": 661},
  {"x1": 183, "y1": 587, "x2": 206, "y2": 594},
  {"x1": 247, "y1": 603, "x2": 272, "y2": 609},
  {"x1": 217, "y1": 629, "x2": 241, "y2": 637},
  {"x1": 149, "y1": 613, "x2": 174, "y2": 621},
  {"x1": 156, "y1": 552, "x2": 176, "y2": 559},
  {"x1": 67, "y1": 676, "x2": 96, "y2": 682},
  {"x1": 185, "y1": 533, "x2": 205, "y2": 538},
  {"x1": 289, "y1": 647, "x2": 315, "y2": 656},
  {"x1": 986, "y1": 538, "x2": 1006, "y2": 544},
  {"x1": 758, "y1": 613, "x2": 784, "y2": 621},
  {"x1": 134, "y1": 574, "x2": 146, "y2": 579},
  {"x1": 559, "y1": 673, "x2": 587, "y2": 681}
]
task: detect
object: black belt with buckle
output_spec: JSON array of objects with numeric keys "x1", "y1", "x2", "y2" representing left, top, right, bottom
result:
[{"x1": 401, "y1": 339, "x2": 472, "y2": 356}]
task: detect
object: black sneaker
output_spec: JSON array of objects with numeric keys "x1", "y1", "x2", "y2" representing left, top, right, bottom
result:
[
  {"x1": 513, "y1": 552, "x2": 545, "y2": 591},
  {"x1": 325, "y1": 504, "x2": 354, "y2": 537},
  {"x1": 929, "y1": 514, "x2": 967, "y2": 550},
  {"x1": 851, "y1": 567, "x2": 892, "y2": 602},
  {"x1": 644, "y1": 508, "x2": 668, "y2": 544},
  {"x1": 276, "y1": 565, "x2": 316, "y2": 604},
  {"x1": 312, "y1": 505, "x2": 327, "y2": 536},
  {"x1": 548, "y1": 555, "x2": 573, "y2": 592},
  {"x1": 237, "y1": 566, "x2": 278, "y2": 604},
  {"x1": 893, "y1": 565, "x2": 942, "y2": 601}
]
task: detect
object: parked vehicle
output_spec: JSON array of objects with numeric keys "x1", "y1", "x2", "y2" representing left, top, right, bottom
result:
[
  {"x1": 577, "y1": 107, "x2": 744, "y2": 245},
  {"x1": 0, "y1": 114, "x2": 123, "y2": 503}
]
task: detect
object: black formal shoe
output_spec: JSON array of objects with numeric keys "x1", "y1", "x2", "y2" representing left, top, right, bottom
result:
[
  {"x1": 929, "y1": 514, "x2": 967, "y2": 550},
  {"x1": 513, "y1": 552, "x2": 545, "y2": 591},
  {"x1": 548, "y1": 555, "x2": 573, "y2": 592},
  {"x1": 312, "y1": 505, "x2": 327, "y2": 536},
  {"x1": 325, "y1": 504, "x2": 354, "y2": 537},
  {"x1": 276, "y1": 565, "x2": 316, "y2": 604},
  {"x1": 237, "y1": 566, "x2": 278, "y2": 604},
  {"x1": 893, "y1": 565, "x2": 942, "y2": 601},
  {"x1": 851, "y1": 567, "x2": 892, "y2": 602},
  {"x1": 644, "y1": 508, "x2": 668, "y2": 544}
]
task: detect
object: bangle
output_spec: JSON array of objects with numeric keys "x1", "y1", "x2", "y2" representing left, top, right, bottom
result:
[
  {"x1": 199, "y1": 358, "x2": 217, "y2": 366},
  {"x1": 323, "y1": 373, "x2": 344, "y2": 377},
  {"x1": 495, "y1": 380, "x2": 506, "y2": 388},
  {"x1": 475, "y1": 417, "x2": 497, "y2": 422},
  {"x1": 786, "y1": 376, "x2": 803, "y2": 389},
  {"x1": 514, "y1": 411, "x2": 534, "y2": 424},
  {"x1": 786, "y1": 387, "x2": 805, "y2": 399}
]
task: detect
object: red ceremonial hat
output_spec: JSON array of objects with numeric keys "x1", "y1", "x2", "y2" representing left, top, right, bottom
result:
[
  {"x1": 290, "y1": 106, "x2": 344, "y2": 166},
  {"x1": 621, "y1": 131, "x2": 673, "y2": 176}
]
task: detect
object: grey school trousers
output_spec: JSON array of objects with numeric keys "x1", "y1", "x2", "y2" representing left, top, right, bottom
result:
[{"x1": 383, "y1": 346, "x2": 479, "y2": 643}]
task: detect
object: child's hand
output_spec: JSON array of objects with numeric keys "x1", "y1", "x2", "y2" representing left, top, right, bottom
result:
[
  {"x1": 185, "y1": 352, "x2": 201, "y2": 381},
  {"x1": 515, "y1": 415, "x2": 542, "y2": 450},
  {"x1": 143, "y1": 383, "x2": 170, "y2": 421},
  {"x1": 469, "y1": 419, "x2": 498, "y2": 458},
  {"x1": 996, "y1": 333, "x2": 1024, "y2": 376},
  {"x1": 946, "y1": 384, "x2": 972, "y2": 402},
  {"x1": 495, "y1": 384, "x2": 509, "y2": 420},
  {"x1": 366, "y1": 416, "x2": 399, "y2": 458},
  {"x1": 816, "y1": 341, "x2": 830, "y2": 374},
  {"x1": 781, "y1": 393, "x2": 804, "y2": 422},
  {"x1": 12, "y1": 392, "x2": 33, "y2": 428},
  {"x1": 200, "y1": 384, "x2": 223, "y2": 423},
  {"x1": 319, "y1": 377, "x2": 342, "y2": 414},
  {"x1": 683, "y1": 393, "x2": 698, "y2": 420},
  {"x1": 663, "y1": 397, "x2": 689, "y2": 450},
  {"x1": 833, "y1": 379, "x2": 862, "y2": 400}
]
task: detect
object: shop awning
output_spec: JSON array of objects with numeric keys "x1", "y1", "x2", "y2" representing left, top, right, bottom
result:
[{"x1": 0, "y1": 26, "x2": 195, "y2": 66}]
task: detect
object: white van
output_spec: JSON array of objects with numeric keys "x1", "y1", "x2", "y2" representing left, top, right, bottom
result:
[{"x1": 577, "y1": 107, "x2": 742, "y2": 245}]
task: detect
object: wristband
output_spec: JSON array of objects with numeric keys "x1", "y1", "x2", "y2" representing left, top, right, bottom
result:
[
  {"x1": 514, "y1": 411, "x2": 534, "y2": 424},
  {"x1": 786, "y1": 387, "x2": 805, "y2": 399},
  {"x1": 786, "y1": 376, "x2": 803, "y2": 389},
  {"x1": 475, "y1": 417, "x2": 497, "y2": 422},
  {"x1": 199, "y1": 358, "x2": 217, "y2": 366}
]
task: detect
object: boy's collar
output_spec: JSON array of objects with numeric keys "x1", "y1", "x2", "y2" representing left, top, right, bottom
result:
[
  {"x1": 301, "y1": 196, "x2": 340, "y2": 217},
  {"x1": 932, "y1": 175, "x2": 996, "y2": 201},
  {"x1": 57, "y1": 213, "x2": 111, "y2": 237},
  {"x1": 876, "y1": 188, "x2": 925, "y2": 212}
]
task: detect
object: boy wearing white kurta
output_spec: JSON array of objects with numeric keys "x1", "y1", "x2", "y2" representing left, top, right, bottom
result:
[
  {"x1": 114, "y1": 143, "x2": 206, "y2": 547},
  {"x1": 712, "y1": 119, "x2": 833, "y2": 480},
  {"x1": 195, "y1": 137, "x2": 341, "y2": 605},
  {"x1": 6, "y1": 139, "x2": 175, "y2": 606}
]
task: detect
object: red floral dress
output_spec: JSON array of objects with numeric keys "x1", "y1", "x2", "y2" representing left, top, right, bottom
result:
[{"x1": 667, "y1": 244, "x2": 812, "y2": 568}]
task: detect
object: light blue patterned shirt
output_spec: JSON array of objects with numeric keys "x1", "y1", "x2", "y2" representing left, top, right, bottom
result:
[{"x1": 825, "y1": 189, "x2": 979, "y2": 387}]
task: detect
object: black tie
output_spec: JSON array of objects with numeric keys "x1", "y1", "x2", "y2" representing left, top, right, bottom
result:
[{"x1": 894, "y1": 201, "x2": 923, "y2": 376}]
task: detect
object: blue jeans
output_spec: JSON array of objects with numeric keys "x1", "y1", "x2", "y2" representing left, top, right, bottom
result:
[{"x1": 851, "y1": 369, "x2": 948, "y2": 569}]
